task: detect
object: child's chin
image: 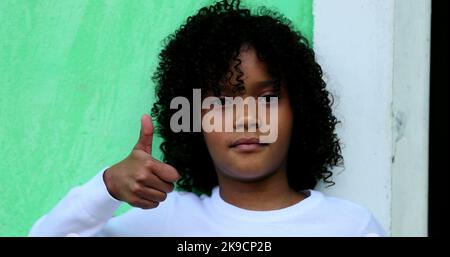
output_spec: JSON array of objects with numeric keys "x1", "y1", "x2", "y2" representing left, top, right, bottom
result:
[{"x1": 226, "y1": 168, "x2": 276, "y2": 182}]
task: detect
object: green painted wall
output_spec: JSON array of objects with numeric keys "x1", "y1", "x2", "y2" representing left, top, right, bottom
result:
[{"x1": 0, "y1": 0, "x2": 313, "y2": 236}]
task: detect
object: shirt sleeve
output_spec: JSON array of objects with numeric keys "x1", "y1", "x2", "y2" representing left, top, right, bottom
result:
[
  {"x1": 360, "y1": 213, "x2": 387, "y2": 237},
  {"x1": 28, "y1": 167, "x2": 122, "y2": 237}
]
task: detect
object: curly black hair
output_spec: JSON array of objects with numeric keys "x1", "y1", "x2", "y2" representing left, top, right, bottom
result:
[{"x1": 151, "y1": 0, "x2": 343, "y2": 196}]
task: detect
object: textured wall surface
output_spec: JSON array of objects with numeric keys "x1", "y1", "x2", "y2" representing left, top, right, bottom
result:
[
  {"x1": 313, "y1": 0, "x2": 430, "y2": 236},
  {"x1": 0, "y1": 0, "x2": 313, "y2": 236}
]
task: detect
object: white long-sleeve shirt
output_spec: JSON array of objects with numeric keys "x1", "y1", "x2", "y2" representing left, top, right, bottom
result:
[{"x1": 29, "y1": 167, "x2": 386, "y2": 237}]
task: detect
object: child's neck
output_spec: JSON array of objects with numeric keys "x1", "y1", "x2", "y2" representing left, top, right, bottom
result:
[{"x1": 216, "y1": 167, "x2": 305, "y2": 211}]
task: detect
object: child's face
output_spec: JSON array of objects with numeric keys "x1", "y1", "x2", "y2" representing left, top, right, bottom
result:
[{"x1": 201, "y1": 45, "x2": 293, "y2": 182}]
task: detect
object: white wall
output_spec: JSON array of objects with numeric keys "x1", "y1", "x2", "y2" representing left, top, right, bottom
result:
[
  {"x1": 313, "y1": 0, "x2": 430, "y2": 236},
  {"x1": 390, "y1": 0, "x2": 430, "y2": 237}
]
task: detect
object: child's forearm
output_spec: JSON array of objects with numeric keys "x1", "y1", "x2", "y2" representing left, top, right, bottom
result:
[{"x1": 28, "y1": 167, "x2": 121, "y2": 237}]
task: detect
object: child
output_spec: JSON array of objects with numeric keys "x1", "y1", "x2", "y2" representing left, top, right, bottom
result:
[{"x1": 29, "y1": 0, "x2": 385, "y2": 237}]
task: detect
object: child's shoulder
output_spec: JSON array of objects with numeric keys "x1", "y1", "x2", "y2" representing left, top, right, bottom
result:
[
  {"x1": 311, "y1": 190, "x2": 381, "y2": 229},
  {"x1": 304, "y1": 190, "x2": 385, "y2": 236},
  {"x1": 312, "y1": 190, "x2": 372, "y2": 217},
  {"x1": 166, "y1": 188, "x2": 212, "y2": 206},
  {"x1": 319, "y1": 191, "x2": 370, "y2": 211}
]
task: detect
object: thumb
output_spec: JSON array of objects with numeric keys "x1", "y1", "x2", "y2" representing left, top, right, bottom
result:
[{"x1": 134, "y1": 114, "x2": 154, "y2": 154}]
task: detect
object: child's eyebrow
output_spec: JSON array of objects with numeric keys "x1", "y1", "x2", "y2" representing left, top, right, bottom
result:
[
  {"x1": 253, "y1": 79, "x2": 278, "y2": 88},
  {"x1": 219, "y1": 79, "x2": 278, "y2": 95}
]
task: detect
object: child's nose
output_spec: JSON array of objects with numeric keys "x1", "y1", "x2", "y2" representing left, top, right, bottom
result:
[{"x1": 235, "y1": 114, "x2": 259, "y2": 132}]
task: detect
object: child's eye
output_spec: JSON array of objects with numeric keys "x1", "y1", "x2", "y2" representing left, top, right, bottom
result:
[
  {"x1": 258, "y1": 94, "x2": 279, "y2": 104},
  {"x1": 217, "y1": 96, "x2": 233, "y2": 106}
]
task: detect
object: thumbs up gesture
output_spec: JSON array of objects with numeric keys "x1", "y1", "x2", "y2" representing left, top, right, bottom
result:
[{"x1": 103, "y1": 114, "x2": 180, "y2": 209}]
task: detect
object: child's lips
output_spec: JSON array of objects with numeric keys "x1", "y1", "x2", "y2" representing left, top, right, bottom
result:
[
  {"x1": 232, "y1": 143, "x2": 267, "y2": 152},
  {"x1": 229, "y1": 137, "x2": 268, "y2": 152}
]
